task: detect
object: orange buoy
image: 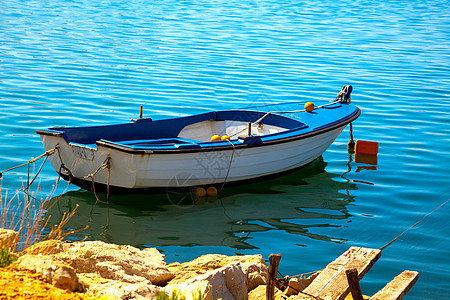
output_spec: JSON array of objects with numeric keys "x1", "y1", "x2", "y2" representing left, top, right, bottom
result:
[
  {"x1": 210, "y1": 135, "x2": 221, "y2": 142},
  {"x1": 206, "y1": 186, "x2": 218, "y2": 197},
  {"x1": 195, "y1": 187, "x2": 206, "y2": 198},
  {"x1": 304, "y1": 102, "x2": 315, "y2": 113},
  {"x1": 354, "y1": 153, "x2": 378, "y2": 165},
  {"x1": 354, "y1": 140, "x2": 379, "y2": 156},
  {"x1": 221, "y1": 135, "x2": 230, "y2": 140}
]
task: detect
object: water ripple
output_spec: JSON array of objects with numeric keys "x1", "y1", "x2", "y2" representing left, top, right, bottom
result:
[{"x1": 1, "y1": 0, "x2": 449, "y2": 298}]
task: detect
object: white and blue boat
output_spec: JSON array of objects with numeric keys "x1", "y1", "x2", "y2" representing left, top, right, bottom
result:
[{"x1": 37, "y1": 86, "x2": 359, "y2": 192}]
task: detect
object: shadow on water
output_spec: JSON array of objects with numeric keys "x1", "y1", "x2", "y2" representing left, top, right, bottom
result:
[{"x1": 45, "y1": 157, "x2": 358, "y2": 250}]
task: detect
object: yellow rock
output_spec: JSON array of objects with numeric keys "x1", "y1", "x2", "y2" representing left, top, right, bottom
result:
[
  {"x1": 0, "y1": 228, "x2": 19, "y2": 249},
  {"x1": 344, "y1": 293, "x2": 370, "y2": 300},
  {"x1": 167, "y1": 253, "x2": 268, "y2": 291},
  {"x1": 24, "y1": 239, "x2": 64, "y2": 255},
  {"x1": 249, "y1": 284, "x2": 283, "y2": 300}
]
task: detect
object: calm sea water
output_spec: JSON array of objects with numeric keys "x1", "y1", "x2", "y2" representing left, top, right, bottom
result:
[{"x1": 1, "y1": 0, "x2": 449, "y2": 298}]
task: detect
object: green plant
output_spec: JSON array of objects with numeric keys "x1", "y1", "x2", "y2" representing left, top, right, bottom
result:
[
  {"x1": 156, "y1": 290, "x2": 203, "y2": 300},
  {"x1": 0, "y1": 247, "x2": 18, "y2": 267},
  {"x1": 193, "y1": 291, "x2": 203, "y2": 300}
]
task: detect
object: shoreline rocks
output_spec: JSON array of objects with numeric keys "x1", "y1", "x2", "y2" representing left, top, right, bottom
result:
[
  {"x1": 167, "y1": 253, "x2": 268, "y2": 291},
  {"x1": 2, "y1": 228, "x2": 319, "y2": 300},
  {"x1": 165, "y1": 261, "x2": 248, "y2": 300},
  {"x1": 0, "y1": 228, "x2": 19, "y2": 249},
  {"x1": 26, "y1": 239, "x2": 174, "y2": 285},
  {"x1": 16, "y1": 254, "x2": 80, "y2": 292},
  {"x1": 1, "y1": 228, "x2": 420, "y2": 300},
  {"x1": 1, "y1": 227, "x2": 274, "y2": 300}
]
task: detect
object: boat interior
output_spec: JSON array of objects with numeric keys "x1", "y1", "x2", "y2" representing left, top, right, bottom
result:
[
  {"x1": 177, "y1": 119, "x2": 288, "y2": 142},
  {"x1": 46, "y1": 110, "x2": 306, "y2": 149}
]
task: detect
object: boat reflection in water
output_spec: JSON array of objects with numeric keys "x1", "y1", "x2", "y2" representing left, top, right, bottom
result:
[{"x1": 45, "y1": 157, "x2": 357, "y2": 251}]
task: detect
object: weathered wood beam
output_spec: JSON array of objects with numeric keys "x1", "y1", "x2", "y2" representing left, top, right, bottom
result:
[
  {"x1": 370, "y1": 270, "x2": 419, "y2": 300},
  {"x1": 346, "y1": 268, "x2": 364, "y2": 300},
  {"x1": 296, "y1": 247, "x2": 381, "y2": 300},
  {"x1": 266, "y1": 253, "x2": 282, "y2": 300}
]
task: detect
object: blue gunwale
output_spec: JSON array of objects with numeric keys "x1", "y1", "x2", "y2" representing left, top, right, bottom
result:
[{"x1": 37, "y1": 101, "x2": 360, "y2": 154}]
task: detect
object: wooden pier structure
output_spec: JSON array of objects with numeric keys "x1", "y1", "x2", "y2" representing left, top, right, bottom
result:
[{"x1": 266, "y1": 247, "x2": 419, "y2": 300}]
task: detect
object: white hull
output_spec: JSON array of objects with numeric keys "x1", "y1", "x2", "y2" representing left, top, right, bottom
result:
[{"x1": 41, "y1": 125, "x2": 345, "y2": 189}]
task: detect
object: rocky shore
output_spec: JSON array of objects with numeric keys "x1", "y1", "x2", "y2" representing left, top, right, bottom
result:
[
  {"x1": 1, "y1": 228, "x2": 298, "y2": 300},
  {"x1": 1, "y1": 228, "x2": 418, "y2": 300}
]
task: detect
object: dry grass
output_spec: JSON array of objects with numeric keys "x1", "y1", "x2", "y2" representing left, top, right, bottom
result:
[
  {"x1": 0, "y1": 177, "x2": 85, "y2": 253},
  {"x1": 0, "y1": 176, "x2": 99, "y2": 300}
]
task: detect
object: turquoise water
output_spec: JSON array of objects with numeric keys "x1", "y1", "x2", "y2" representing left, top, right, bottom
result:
[{"x1": 1, "y1": 0, "x2": 449, "y2": 298}]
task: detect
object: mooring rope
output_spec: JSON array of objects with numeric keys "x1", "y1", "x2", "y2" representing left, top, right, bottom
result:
[
  {"x1": 85, "y1": 155, "x2": 111, "y2": 205},
  {"x1": 0, "y1": 148, "x2": 56, "y2": 179},
  {"x1": 229, "y1": 85, "x2": 351, "y2": 140},
  {"x1": 277, "y1": 269, "x2": 324, "y2": 300},
  {"x1": 218, "y1": 139, "x2": 236, "y2": 193},
  {"x1": 84, "y1": 156, "x2": 111, "y2": 180},
  {"x1": 23, "y1": 155, "x2": 49, "y2": 193},
  {"x1": 0, "y1": 147, "x2": 57, "y2": 198},
  {"x1": 275, "y1": 196, "x2": 449, "y2": 299},
  {"x1": 288, "y1": 270, "x2": 323, "y2": 279},
  {"x1": 55, "y1": 144, "x2": 74, "y2": 184},
  {"x1": 228, "y1": 100, "x2": 341, "y2": 139},
  {"x1": 3, "y1": 147, "x2": 113, "y2": 206},
  {"x1": 379, "y1": 198, "x2": 450, "y2": 251}
]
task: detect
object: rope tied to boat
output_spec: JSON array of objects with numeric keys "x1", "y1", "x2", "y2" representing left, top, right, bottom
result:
[
  {"x1": 0, "y1": 147, "x2": 56, "y2": 179},
  {"x1": 228, "y1": 86, "x2": 352, "y2": 139},
  {"x1": 84, "y1": 156, "x2": 112, "y2": 180},
  {"x1": 54, "y1": 144, "x2": 74, "y2": 185},
  {"x1": 0, "y1": 147, "x2": 58, "y2": 197},
  {"x1": 85, "y1": 155, "x2": 112, "y2": 205},
  {"x1": 227, "y1": 101, "x2": 336, "y2": 139},
  {"x1": 218, "y1": 139, "x2": 236, "y2": 193},
  {"x1": 276, "y1": 269, "x2": 324, "y2": 300}
]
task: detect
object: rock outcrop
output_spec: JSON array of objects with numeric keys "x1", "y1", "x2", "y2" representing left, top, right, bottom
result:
[
  {"x1": 27, "y1": 240, "x2": 174, "y2": 285},
  {"x1": 78, "y1": 273, "x2": 161, "y2": 300},
  {"x1": 165, "y1": 261, "x2": 248, "y2": 300},
  {"x1": 283, "y1": 272, "x2": 320, "y2": 297},
  {"x1": 24, "y1": 239, "x2": 65, "y2": 255},
  {"x1": 5, "y1": 234, "x2": 269, "y2": 300},
  {"x1": 15, "y1": 254, "x2": 80, "y2": 292},
  {"x1": 168, "y1": 253, "x2": 268, "y2": 291},
  {"x1": 19, "y1": 239, "x2": 173, "y2": 299},
  {"x1": 248, "y1": 284, "x2": 284, "y2": 300},
  {"x1": 0, "y1": 228, "x2": 19, "y2": 249},
  {"x1": 163, "y1": 279, "x2": 212, "y2": 300}
]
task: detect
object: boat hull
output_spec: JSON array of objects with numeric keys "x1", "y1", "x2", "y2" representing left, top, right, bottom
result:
[{"x1": 40, "y1": 125, "x2": 346, "y2": 191}]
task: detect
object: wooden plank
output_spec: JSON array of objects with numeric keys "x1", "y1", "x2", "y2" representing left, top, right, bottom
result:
[
  {"x1": 296, "y1": 247, "x2": 381, "y2": 300},
  {"x1": 370, "y1": 270, "x2": 419, "y2": 300}
]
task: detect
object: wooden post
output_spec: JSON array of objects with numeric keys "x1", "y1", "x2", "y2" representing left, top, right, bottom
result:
[
  {"x1": 139, "y1": 106, "x2": 143, "y2": 118},
  {"x1": 346, "y1": 268, "x2": 364, "y2": 300},
  {"x1": 266, "y1": 254, "x2": 281, "y2": 300},
  {"x1": 248, "y1": 122, "x2": 252, "y2": 136}
]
